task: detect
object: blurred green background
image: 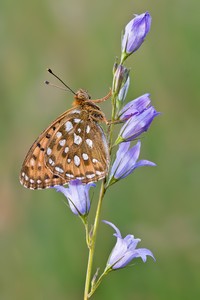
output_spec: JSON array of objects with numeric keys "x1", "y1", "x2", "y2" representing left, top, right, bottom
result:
[{"x1": 1, "y1": 0, "x2": 200, "y2": 299}]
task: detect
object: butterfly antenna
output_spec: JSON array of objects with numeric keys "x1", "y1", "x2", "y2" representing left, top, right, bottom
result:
[
  {"x1": 47, "y1": 68, "x2": 76, "y2": 95},
  {"x1": 44, "y1": 80, "x2": 72, "y2": 91}
]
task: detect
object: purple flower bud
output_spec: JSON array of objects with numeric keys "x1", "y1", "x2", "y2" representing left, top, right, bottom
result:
[
  {"x1": 118, "y1": 76, "x2": 130, "y2": 102},
  {"x1": 109, "y1": 141, "x2": 156, "y2": 183},
  {"x1": 116, "y1": 104, "x2": 159, "y2": 143},
  {"x1": 115, "y1": 76, "x2": 130, "y2": 117},
  {"x1": 103, "y1": 220, "x2": 155, "y2": 270},
  {"x1": 112, "y1": 64, "x2": 130, "y2": 95},
  {"x1": 54, "y1": 180, "x2": 95, "y2": 216},
  {"x1": 121, "y1": 12, "x2": 152, "y2": 61}
]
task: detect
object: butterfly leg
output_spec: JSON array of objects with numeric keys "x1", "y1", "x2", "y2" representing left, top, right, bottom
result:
[
  {"x1": 107, "y1": 119, "x2": 124, "y2": 125},
  {"x1": 89, "y1": 90, "x2": 112, "y2": 104}
]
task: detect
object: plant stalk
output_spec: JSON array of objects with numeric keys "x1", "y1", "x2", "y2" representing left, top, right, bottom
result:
[{"x1": 83, "y1": 180, "x2": 106, "y2": 299}]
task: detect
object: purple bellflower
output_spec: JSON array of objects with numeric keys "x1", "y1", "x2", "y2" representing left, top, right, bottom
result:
[
  {"x1": 103, "y1": 220, "x2": 155, "y2": 270},
  {"x1": 54, "y1": 180, "x2": 95, "y2": 216},
  {"x1": 109, "y1": 141, "x2": 156, "y2": 184},
  {"x1": 121, "y1": 12, "x2": 152, "y2": 62},
  {"x1": 116, "y1": 99, "x2": 159, "y2": 144},
  {"x1": 119, "y1": 93, "x2": 151, "y2": 121}
]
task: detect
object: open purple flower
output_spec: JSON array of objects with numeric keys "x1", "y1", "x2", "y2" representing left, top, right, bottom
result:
[
  {"x1": 121, "y1": 12, "x2": 152, "y2": 62},
  {"x1": 116, "y1": 103, "x2": 159, "y2": 144},
  {"x1": 54, "y1": 180, "x2": 95, "y2": 216},
  {"x1": 103, "y1": 220, "x2": 155, "y2": 270},
  {"x1": 109, "y1": 141, "x2": 156, "y2": 184}
]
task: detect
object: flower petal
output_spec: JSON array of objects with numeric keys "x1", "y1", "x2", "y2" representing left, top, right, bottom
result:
[
  {"x1": 110, "y1": 142, "x2": 130, "y2": 178},
  {"x1": 111, "y1": 141, "x2": 141, "y2": 180},
  {"x1": 102, "y1": 220, "x2": 122, "y2": 238},
  {"x1": 131, "y1": 248, "x2": 156, "y2": 263}
]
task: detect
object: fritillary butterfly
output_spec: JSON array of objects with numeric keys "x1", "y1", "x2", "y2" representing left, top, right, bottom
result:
[{"x1": 20, "y1": 70, "x2": 111, "y2": 189}]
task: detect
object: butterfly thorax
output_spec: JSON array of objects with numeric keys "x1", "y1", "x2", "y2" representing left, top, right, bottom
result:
[{"x1": 73, "y1": 89, "x2": 106, "y2": 124}]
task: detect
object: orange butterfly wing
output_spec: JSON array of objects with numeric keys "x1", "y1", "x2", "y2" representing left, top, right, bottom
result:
[{"x1": 20, "y1": 107, "x2": 109, "y2": 189}]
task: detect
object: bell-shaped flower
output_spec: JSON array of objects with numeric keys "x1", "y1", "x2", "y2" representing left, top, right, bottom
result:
[
  {"x1": 119, "y1": 93, "x2": 151, "y2": 121},
  {"x1": 103, "y1": 220, "x2": 155, "y2": 270},
  {"x1": 109, "y1": 141, "x2": 156, "y2": 185},
  {"x1": 54, "y1": 180, "x2": 95, "y2": 216},
  {"x1": 116, "y1": 103, "x2": 159, "y2": 144},
  {"x1": 121, "y1": 12, "x2": 152, "y2": 62}
]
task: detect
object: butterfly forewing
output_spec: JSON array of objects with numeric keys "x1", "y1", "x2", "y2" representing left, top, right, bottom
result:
[{"x1": 20, "y1": 96, "x2": 110, "y2": 189}]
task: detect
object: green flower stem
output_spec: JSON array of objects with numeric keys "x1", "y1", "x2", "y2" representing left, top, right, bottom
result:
[
  {"x1": 84, "y1": 222, "x2": 90, "y2": 248},
  {"x1": 111, "y1": 92, "x2": 117, "y2": 121},
  {"x1": 84, "y1": 84, "x2": 119, "y2": 299},
  {"x1": 84, "y1": 179, "x2": 106, "y2": 300},
  {"x1": 120, "y1": 52, "x2": 128, "y2": 64},
  {"x1": 109, "y1": 92, "x2": 118, "y2": 152},
  {"x1": 88, "y1": 268, "x2": 112, "y2": 298}
]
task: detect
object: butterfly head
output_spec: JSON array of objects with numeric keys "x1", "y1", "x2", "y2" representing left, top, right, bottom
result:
[{"x1": 74, "y1": 89, "x2": 91, "y2": 105}]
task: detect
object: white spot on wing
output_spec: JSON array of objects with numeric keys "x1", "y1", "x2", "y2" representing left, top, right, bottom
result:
[
  {"x1": 96, "y1": 171, "x2": 104, "y2": 176},
  {"x1": 67, "y1": 158, "x2": 71, "y2": 163},
  {"x1": 64, "y1": 146, "x2": 69, "y2": 153},
  {"x1": 77, "y1": 128, "x2": 81, "y2": 133},
  {"x1": 74, "y1": 155, "x2": 80, "y2": 167},
  {"x1": 47, "y1": 147, "x2": 52, "y2": 155},
  {"x1": 74, "y1": 133, "x2": 82, "y2": 145},
  {"x1": 92, "y1": 158, "x2": 99, "y2": 163},
  {"x1": 37, "y1": 179, "x2": 42, "y2": 184},
  {"x1": 65, "y1": 121, "x2": 73, "y2": 132},
  {"x1": 30, "y1": 179, "x2": 34, "y2": 183},
  {"x1": 66, "y1": 173, "x2": 74, "y2": 178},
  {"x1": 56, "y1": 131, "x2": 62, "y2": 138},
  {"x1": 82, "y1": 153, "x2": 89, "y2": 160},
  {"x1": 25, "y1": 175, "x2": 29, "y2": 181},
  {"x1": 74, "y1": 118, "x2": 81, "y2": 123},
  {"x1": 71, "y1": 109, "x2": 81, "y2": 114},
  {"x1": 86, "y1": 173, "x2": 95, "y2": 179},
  {"x1": 55, "y1": 166, "x2": 64, "y2": 173},
  {"x1": 86, "y1": 139, "x2": 93, "y2": 148},
  {"x1": 86, "y1": 125, "x2": 90, "y2": 133},
  {"x1": 59, "y1": 139, "x2": 66, "y2": 146},
  {"x1": 49, "y1": 158, "x2": 55, "y2": 166},
  {"x1": 30, "y1": 158, "x2": 35, "y2": 166}
]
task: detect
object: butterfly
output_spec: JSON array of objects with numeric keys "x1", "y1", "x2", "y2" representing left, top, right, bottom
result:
[{"x1": 20, "y1": 69, "x2": 111, "y2": 190}]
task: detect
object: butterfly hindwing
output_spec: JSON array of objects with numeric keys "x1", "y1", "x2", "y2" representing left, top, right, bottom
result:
[
  {"x1": 20, "y1": 104, "x2": 109, "y2": 189},
  {"x1": 44, "y1": 110, "x2": 109, "y2": 183}
]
